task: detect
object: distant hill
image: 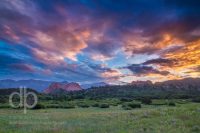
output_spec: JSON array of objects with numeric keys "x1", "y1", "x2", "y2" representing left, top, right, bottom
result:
[
  {"x1": 129, "y1": 78, "x2": 200, "y2": 91},
  {"x1": 0, "y1": 80, "x2": 109, "y2": 92},
  {"x1": 0, "y1": 88, "x2": 38, "y2": 96},
  {"x1": 81, "y1": 82, "x2": 108, "y2": 89},
  {"x1": 0, "y1": 79, "x2": 52, "y2": 92},
  {"x1": 155, "y1": 78, "x2": 200, "y2": 90},
  {"x1": 83, "y1": 78, "x2": 200, "y2": 99}
]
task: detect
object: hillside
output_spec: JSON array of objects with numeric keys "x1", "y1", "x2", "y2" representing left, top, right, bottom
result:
[{"x1": 81, "y1": 78, "x2": 200, "y2": 99}]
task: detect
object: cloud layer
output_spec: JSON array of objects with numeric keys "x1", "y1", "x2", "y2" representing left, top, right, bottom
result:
[{"x1": 0, "y1": 0, "x2": 200, "y2": 83}]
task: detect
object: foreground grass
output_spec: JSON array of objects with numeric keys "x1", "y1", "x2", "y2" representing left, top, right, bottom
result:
[{"x1": 0, "y1": 103, "x2": 200, "y2": 133}]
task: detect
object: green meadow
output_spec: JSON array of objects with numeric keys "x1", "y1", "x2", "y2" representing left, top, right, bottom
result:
[{"x1": 0, "y1": 102, "x2": 200, "y2": 133}]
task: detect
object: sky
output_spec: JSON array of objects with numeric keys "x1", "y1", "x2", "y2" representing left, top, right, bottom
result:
[{"x1": 0, "y1": 0, "x2": 200, "y2": 84}]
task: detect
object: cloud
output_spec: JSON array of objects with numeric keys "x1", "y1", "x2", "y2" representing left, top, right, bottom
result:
[
  {"x1": 121, "y1": 64, "x2": 170, "y2": 76},
  {"x1": 85, "y1": 41, "x2": 119, "y2": 61},
  {"x1": 0, "y1": 0, "x2": 200, "y2": 82},
  {"x1": 143, "y1": 58, "x2": 176, "y2": 66},
  {"x1": 87, "y1": 63, "x2": 122, "y2": 81},
  {"x1": 195, "y1": 66, "x2": 200, "y2": 72},
  {"x1": 164, "y1": 39, "x2": 200, "y2": 70},
  {"x1": 10, "y1": 63, "x2": 35, "y2": 72},
  {"x1": 0, "y1": 0, "x2": 90, "y2": 63},
  {"x1": 101, "y1": 69, "x2": 121, "y2": 78}
]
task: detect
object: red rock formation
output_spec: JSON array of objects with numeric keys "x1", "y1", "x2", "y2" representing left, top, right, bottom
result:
[
  {"x1": 44, "y1": 82, "x2": 82, "y2": 94},
  {"x1": 131, "y1": 80, "x2": 153, "y2": 86}
]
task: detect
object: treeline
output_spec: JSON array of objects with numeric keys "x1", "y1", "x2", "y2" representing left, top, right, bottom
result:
[
  {"x1": 44, "y1": 84, "x2": 200, "y2": 100},
  {"x1": 0, "y1": 88, "x2": 38, "y2": 104}
]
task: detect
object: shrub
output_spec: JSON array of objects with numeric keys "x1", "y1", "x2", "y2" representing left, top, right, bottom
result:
[
  {"x1": 191, "y1": 125, "x2": 200, "y2": 132},
  {"x1": 122, "y1": 102, "x2": 141, "y2": 110},
  {"x1": 78, "y1": 103, "x2": 90, "y2": 108},
  {"x1": 168, "y1": 102, "x2": 176, "y2": 106},
  {"x1": 0, "y1": 96, "x2": 7, "y2": 103},
  {"x1": 122, "y1": 106, "x2": 132, "y2": 110},
  {"x1": 110, "y1": 102, "x2": 118, "y2": 106},
  {"x1": 120, "y1": 98, "x2": 133, "y2": 102},
  {"x1": 128, "y1": 103, "x2": 141, "y2": 108},
  {"x1": 0, "y1": 104, "x2": 10, "y2": 109},
  {"x1": 32, "y1": 103, "x2": 46, "y2": 109},
  {"x1": 99, "y1": 103, "x2": 109, "y2": 108},
  {"x1": 62, "y1": 104, "x2": 75, "y2": 109},
  {"x1": 141, "y1": 98, "x2": 152, "y2": 105},
  {"x1": 91, "y1": 103, "x2": 99, "y2": 107},
  {"x1": 192, "y1": 98, "x2": 200, "y2": 103},
  {"x1": 46, "y1": 104, "x2": 61, "y2": 108}
]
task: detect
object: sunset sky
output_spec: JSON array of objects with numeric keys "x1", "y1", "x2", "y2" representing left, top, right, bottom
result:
[{"x1": 0, "y1": 0, "x2": 200, "y2": 84}]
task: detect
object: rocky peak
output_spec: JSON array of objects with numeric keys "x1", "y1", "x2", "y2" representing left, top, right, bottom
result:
[{"x1": 44, "y1": 82, "x2": 82, "y2": 94}]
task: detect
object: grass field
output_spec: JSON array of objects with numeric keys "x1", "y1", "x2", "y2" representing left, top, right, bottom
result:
[{"x1": 0, "y1": 103, "x2": 200, "y2": 133}]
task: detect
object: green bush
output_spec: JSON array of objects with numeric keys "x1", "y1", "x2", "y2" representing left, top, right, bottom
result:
[
  {"x1": 91, "y1": 103, "x2": 99, "y2": 107},
  {"x1": 141, "y1": 98, "x2": 152, "y2": 105},
  {"x1": 120, "y1": 98, "x2": 133, "y2": 102},
  {"x1": 168, "y1": 102, "x2": 176, "y2": 106},
  {"x1": 192, "y1": 98, "x2": 200, "y2": 103},
  {"x1": 62, "y1": 104, "x2": 75, "y2": 109},
  {"x1": 99, "y1": 103, "x2": 109, "y2": 108},
  {"x1": 46, "y1": 104, "x2": 61, "y2": 108},
  {"x1": 122, "y1": 106, "x2": 132, "y2": 110},
  {"x1": 78, "y1": 103, "x2": 90, "y2": 108},
  {"x1": 0, "y1": 104, "x2": 10, "y2": 109},
  {"x1": 44, "y1": 103, "x2": 75, "y2": 109},
  {"x1": 128, "y1": 103, "x2": 141, "y2": 108},
  {"x1": 32, "y1": 103, "x2": 46, "y2": 109},
  {"x1": 122, "y1": 102, "x2": 141, "y2": 110},
  {"x1": 0, "y1": 96, "x2": 7, "y2": 103},
  {"x1": 110, "y1": 102, "x2": 118, "y2": 106},
  {"x1": 191, "y1": 125, "x2": 200, "y2": 132}
]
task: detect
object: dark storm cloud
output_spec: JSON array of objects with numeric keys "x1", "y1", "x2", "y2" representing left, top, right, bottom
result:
[
  {"x1": 87, "y1": 64, "x2": 108, "y2": 72},
  {"x1": 84, "y1": 39, "x2": 121, "y2": 59},
  {"x1": 143, "y1": 58, "x2": 176, "y2": 66},
  {"x1": 122, "y1": 64, "x2": 170, "y2": 76}
]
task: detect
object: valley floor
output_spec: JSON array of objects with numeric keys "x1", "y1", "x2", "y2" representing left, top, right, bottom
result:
[{"x1": 0, "y1": 103, "x2": 200, "y2": 133}]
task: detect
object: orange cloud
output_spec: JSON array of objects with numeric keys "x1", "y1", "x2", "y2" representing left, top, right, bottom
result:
[
  {"x1": 162, "y1": 39, "x2": 200, "y2": 76},
  {"x1": 165, "y1": 40, "x2": 200, "y2": 66},
  {"x1": 122, "y1": 31, "x2": 200, "y2": 82}
]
